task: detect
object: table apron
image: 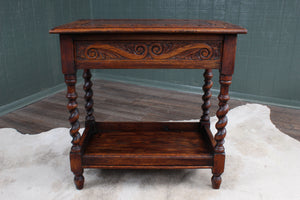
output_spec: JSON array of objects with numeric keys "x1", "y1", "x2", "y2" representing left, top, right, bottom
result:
[{"x1": 74, "y1": 39, "x2": 223, "y2": 69}]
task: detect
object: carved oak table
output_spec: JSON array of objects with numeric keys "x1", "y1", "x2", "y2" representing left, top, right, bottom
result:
[{"x1": 49, "y1": 19, "x2": 247, "y2": 190}]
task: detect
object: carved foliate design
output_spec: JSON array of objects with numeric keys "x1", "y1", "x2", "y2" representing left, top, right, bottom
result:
[{"x1": 75, "y1": 41, "x2": 222, "y2": 61}]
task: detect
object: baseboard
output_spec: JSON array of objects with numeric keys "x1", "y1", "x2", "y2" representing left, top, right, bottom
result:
[
  {"x1": 95, "y1": 73, "x2": 300, "y2": 109},
  {"x1": 0, "y1": 83, "x2": 66, "y2": 116}
]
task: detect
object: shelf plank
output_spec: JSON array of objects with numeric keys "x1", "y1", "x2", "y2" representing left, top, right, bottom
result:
[{"x1": 82, "y1": 122, "x2": 214, "y2": 168}]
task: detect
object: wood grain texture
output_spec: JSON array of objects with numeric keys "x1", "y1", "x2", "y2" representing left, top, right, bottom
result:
[
  {"x1": 49, "y1": 19, "x2": 247, "y2": 34},
  {"x1": 60, "y1": 35, "x2": 76, "y2": 74},
  {"x1": 82, "y1": 122, "x2": 213, "y2": 167},
  {"x1": 1, "y1": 80, "x2": 298, "y2": 142},
  {"x1": 73, "y1": 35, "x2": 223, "y2": 69},
  {"x1": 221, "y1": 35, "x2": 237, "y2": 75}
]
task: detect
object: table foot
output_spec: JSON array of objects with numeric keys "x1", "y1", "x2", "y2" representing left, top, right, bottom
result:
[
  {"x1": 74, "y1": 173, "x2": 84, "y2": 190},
  {"x1": 211, "y1": 174, "x2": 222, "y2": 189}
]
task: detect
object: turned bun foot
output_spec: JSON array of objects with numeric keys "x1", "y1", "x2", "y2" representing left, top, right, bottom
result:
[
  {"x1": 211, "y1": 175, "x2": 222, "y2": 189},
  {"x1": 74, "y1": 175, "x2": 84, "y2": 190}
]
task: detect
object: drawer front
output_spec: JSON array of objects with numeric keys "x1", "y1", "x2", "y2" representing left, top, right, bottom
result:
[{"x1": 74, "y1": 39, "x2": 223, "y2": 69}]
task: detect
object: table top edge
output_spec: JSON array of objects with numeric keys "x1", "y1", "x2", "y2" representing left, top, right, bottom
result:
[{"x1": 49, "y1": 19, "x2": 247, "y2": 34}]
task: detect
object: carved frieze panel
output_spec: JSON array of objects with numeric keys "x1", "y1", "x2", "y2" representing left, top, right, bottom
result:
[{"x1": 75, "y1": 40, "x2": 222, "y2": 61}]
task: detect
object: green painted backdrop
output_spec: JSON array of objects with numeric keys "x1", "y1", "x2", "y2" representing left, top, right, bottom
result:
[
  {"x1": 1, "y1": 0, "x2": 300, "y2": 114},
  {"x1": 0, "y1": 0, "x2": 91, "y2": 114}
]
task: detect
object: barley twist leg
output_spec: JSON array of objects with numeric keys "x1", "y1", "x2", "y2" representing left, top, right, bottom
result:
[
  {"x1": 200, "y1": 69, "x2": 213, "y2": 127},
  {"x1": 83, "y1": 69, "x2": 97, "y2": 133},
  {"x1": 65, "y1": 74, "x2": 84, "y2": 190},
  {"x1": 211, "y1": 75, "x2": 232, "y2": 189}
]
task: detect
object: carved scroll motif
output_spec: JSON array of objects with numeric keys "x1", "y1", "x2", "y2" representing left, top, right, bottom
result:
[{"x1": 76, "y1": 41, "x2": 222, "y2": 61}]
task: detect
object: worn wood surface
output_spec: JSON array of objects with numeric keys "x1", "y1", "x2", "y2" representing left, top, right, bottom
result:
[
  {"x1": 82, "y1": 122, "x2": 213, "y2": 168},
  {"x1": 49, "y1": 19, "x2": 247, "y2": 34},
  {"x1": 73, "y1": 34, "x2": 223, "y2": 69},
  {"x1": 0, "y1": 79, "x2": 299, "y2": 141}
]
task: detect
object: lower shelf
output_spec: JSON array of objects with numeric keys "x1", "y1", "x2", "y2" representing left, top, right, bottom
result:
[{"x1": 81, "y1": 122, "x2": 214, "y2": 169}]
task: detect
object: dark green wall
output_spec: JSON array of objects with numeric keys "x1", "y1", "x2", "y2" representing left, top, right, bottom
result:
[
  {"x1": 1, "y1": 0, "x2": 300, "y2": 114},
  {"x1": 0, "y1": 0, "x2": 90, "y2": 111}
]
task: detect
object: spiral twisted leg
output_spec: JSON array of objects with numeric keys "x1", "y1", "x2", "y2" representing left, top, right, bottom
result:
[
  {"x1": 200, "y1": 69, "x2": 213, "y2": 127},
  {"x1": 211, "y1": 75, "x2": 232, "y2": 189},
  {"x1": 83, "y1": 69, "x2": 97, "y2": 133},
  {"x1": 65, "y1": 74, "x2": 84, "y2": 190}
]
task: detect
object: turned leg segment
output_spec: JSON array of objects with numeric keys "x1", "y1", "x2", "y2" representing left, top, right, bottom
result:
[
  {"x1": 211, "y1": 74, "x2": 232, "y2": 189},
  {"x1": 70, "y1": 152, "x2": 84, "y2": 189},
  {"x1": 65, "y1": 74, "x2": 84, "y2": 190},
  {"x1": 83, "y1": 69, "x2": 95, "y2": 125},
  {"x1": 200, "y1": 69, "x2": 213, "y2": 127},
  {"x1": 211, "y1": 153, "x2": 225, "y2": 189},
  {"x1": 83, "y1": 69, "x2": 97, "y2": 133}
]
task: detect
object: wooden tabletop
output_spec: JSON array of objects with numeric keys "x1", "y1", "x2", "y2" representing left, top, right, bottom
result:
[{"x1": 49, "y1": 19, "x2": 247, "y2": 34}]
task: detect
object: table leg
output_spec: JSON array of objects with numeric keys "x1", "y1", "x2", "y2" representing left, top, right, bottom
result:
[
  {"x1": 83, "y1": 69, "x2": 97, "y2": 133},
  {"x1": 211, "y1": 74, "x2": 232, "y2": 189},
  {"x1": 65, "y1": 74, "x2": 84, "y2": 190},
  {"x1": 200, "y1": 69, "x2": 213, "y2": 127}
]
